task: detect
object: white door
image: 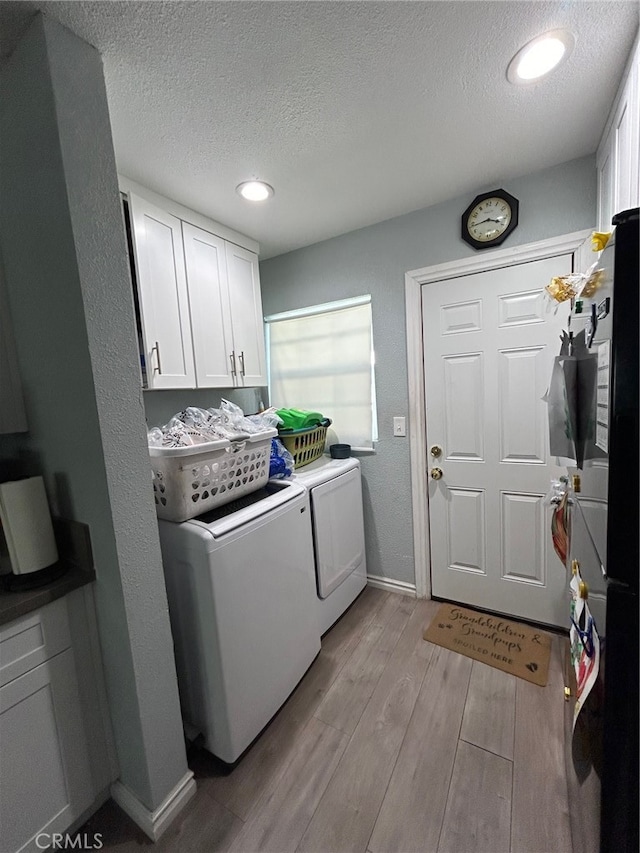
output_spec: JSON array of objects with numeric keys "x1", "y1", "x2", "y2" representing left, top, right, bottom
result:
[
  {"x1": 225, "y1": 243, "x2": 267, "y2": 387},
  {"x1": 128, "y1": 194, "x2": 196, "y2": 389},
  {"x1": 182, "y1": 222, "x2": 235, "y2": 388},
  {"x1": 423, "y1": 255, "x2": 571, "y2": 627}
]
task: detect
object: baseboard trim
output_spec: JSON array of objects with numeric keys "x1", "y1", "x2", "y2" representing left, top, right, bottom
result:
[
  {"x1": 367, "y1": 574, "x2": 417, "y2": 597},
  {"x1": 111, "y1": 770, "x2": 196, "y2": 841}
]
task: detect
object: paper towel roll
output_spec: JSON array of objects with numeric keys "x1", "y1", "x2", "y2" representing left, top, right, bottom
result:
[{"x1": 0, "y1": 476, "x2": 59, "y2": 574}]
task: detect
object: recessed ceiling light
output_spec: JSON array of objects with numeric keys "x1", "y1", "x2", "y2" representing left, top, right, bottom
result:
[
  {"x1": 236, "y1": 180, "x2": 274, "y2": 201},
  {"x1": 507, "y1": 29, "x2": 575, "y2": 84}
]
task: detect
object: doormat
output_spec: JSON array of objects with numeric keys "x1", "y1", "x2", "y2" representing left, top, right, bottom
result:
[{"x1": 423, "y1": 603, "x2": 552, "y2": 686}]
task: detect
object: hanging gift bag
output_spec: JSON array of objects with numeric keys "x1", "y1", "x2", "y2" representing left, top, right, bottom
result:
[
  {"x1": 547, "y1": 352, "x2": 578, "y2": 460},
  {"x1": 546, "y1": 330, "x2": 599, "y2": 468},
  {"x1": 569, "y1": 568, "x2": 601, "y2": 731}
]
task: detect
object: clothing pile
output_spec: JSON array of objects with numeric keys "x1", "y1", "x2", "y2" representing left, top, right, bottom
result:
[
  {"x1": 147, "y1": 400, "x2": 281, "y2": 448},
  {"x1": 275, "y1": 407, "x2": 327, "y2": 431}
]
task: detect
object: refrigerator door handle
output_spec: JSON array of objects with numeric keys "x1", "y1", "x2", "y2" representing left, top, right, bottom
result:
[{"x1": 573, "y1": 496, "x2": 607, "y2": 580}]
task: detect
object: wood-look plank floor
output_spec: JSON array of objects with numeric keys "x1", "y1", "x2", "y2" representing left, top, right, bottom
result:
[{"x1": 79, "y1": 586, "x2": 573, "y2": 853}]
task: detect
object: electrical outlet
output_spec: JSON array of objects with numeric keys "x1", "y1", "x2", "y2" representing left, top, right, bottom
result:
[{"x1": 393, "y1": 416, "x2": 406, "y2": 437}]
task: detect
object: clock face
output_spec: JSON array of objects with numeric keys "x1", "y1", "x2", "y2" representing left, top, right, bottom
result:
[
  {"x1": 461, "y1": 189, "x2": 519, "y2": 250},
  {"x1": 467, "y1": 197, "x2": 512, "y2": 242}
]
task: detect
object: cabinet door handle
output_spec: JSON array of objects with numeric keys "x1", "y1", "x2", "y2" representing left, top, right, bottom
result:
[
  {"x1": 152, "y1": 341, "x2": 162, "y2": 374},
  {"x1": 229, "y1": 352, "x2": 237, "y2": 377},
  {"x1": 238, "y1": 351, "x2": 245, "y2": 377}
]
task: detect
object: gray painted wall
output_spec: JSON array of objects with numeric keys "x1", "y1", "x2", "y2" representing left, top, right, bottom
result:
[
  {"x1": 260, "y1": 155, "x2": 596, "y2": 586},
  {"x1": 0, "y1": 249, "x2": 28, "y2": 434},
  {"x1": 0, "y1": 14, "x2": 188, "y2": 810},
  {"x1": 143, "y1": 386, "x2": 264, "y2": 429}
]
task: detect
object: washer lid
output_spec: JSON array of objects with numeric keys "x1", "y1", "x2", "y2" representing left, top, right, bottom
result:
[
  {"x1": 292, "y1": 456, "x2": 360, "y2": 489},
  {"x1": 187, "y1": 479, "x2": 305, "y2": 538}
]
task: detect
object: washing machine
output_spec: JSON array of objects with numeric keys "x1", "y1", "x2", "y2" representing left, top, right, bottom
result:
[
  {"x1": 158, "y1": 479, "x2": 321, "y2": 763},
  {"x1": 293, "y1": 456, "x2": 368, "y2": 635}
]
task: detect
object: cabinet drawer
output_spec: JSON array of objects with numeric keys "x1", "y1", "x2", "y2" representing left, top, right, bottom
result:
[{"x1": 0, "y1": 598, "x2": 71, "y2": 687}]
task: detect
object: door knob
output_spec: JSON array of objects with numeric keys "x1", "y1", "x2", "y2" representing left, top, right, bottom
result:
[
  {"x1": 430, "y1": 467, "x2": 443, "y2": 480},
  {"x1": 430, "y1": 445, "x2": 442, "y2": 458}
]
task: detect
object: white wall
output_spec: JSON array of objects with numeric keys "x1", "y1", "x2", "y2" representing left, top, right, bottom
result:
[
  {"x1": 260, "y1": 155, "x2": 597, "y2": 587},
  {"x1": 0, "y1": 14, "x2": 188, "y2": 811}
]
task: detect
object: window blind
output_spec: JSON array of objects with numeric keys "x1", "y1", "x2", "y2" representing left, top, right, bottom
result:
[{"x1": 266, "y1": 297, "x2": 377, "y2": 448}]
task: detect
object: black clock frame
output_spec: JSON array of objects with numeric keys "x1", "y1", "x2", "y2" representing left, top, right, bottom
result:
[{"x1": 461, "y1": 189, "x2": 519, "y2": 250}]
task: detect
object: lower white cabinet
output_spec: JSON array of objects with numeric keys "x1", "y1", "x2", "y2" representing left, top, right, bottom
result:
[
  {"x1": 0, "y1": 651, "x2": 93, "y2": 853},
  {"x1": 0, "y1": 591, "x2": 114, "y2": 853}
]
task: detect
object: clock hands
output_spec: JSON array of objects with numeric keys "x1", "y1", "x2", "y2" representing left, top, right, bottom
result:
[{"x1": 473, "y1": 215, "x2": 507, "y2": 227}]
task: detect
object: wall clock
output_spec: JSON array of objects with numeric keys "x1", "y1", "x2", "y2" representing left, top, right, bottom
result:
[{"x1": 461, "y1": 189, "x2": 519, "y2": 249}]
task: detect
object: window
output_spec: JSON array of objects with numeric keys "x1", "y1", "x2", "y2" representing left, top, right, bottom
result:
[{"x1": 265, "y1": 296, "x2": 378, "y2": 449}]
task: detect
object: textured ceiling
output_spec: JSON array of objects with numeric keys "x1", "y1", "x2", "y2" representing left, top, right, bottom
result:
[{"x1": 1, "y1": 1, "x2": 638, "y2": 258}]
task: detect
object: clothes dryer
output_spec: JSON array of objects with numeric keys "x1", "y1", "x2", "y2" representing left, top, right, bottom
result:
[{"x1": 293, "y1": 457, "x2": 367, "y2": 634}]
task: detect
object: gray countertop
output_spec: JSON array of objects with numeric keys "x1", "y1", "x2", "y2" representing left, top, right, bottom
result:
[
  {"x1": 0, "y1": 518, "x2": 96, "y2": 626},
  {"x1": 0, "y1": 561, "x2": 96, "y2": 626}
]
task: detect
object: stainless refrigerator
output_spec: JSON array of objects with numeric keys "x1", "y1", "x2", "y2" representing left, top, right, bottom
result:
[{"x1": 567, "y1": 207, "x2": 638, "y2": 853}]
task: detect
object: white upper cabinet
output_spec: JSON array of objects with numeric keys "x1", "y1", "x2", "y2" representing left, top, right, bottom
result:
[
  {"x1": 125, "y1": 182, "x2": 267, "y2": 390},
  {"x1": 0, "y1": 590, "x2": 113, "y2": 853},
  {"x1": 225, "y1": 242, "x2": 267, "y2": 387},
  {"x1": 596, "y1": 34, "x2": 640, "y2": 231},
  {"x1": 596, "y1": 137, "x2": 615, "y2": 232},
  {"x1": 128, "y1": 194, "x2": 196, "y2": 389},
  {"x1": 182, "y1": 223, "x2": 235, "y2": 388}
]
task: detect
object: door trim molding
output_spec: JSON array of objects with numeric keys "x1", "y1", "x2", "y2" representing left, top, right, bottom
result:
[{"x1": 405, "y1": 229, "x2": 592, "y2": 599}]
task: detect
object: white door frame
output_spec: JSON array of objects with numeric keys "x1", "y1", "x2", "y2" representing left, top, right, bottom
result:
[{"x1": 405, "y1": 230, "x2": 592, "y2": 599}]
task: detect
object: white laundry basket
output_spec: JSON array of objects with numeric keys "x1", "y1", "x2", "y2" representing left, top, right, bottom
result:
[{"x1": 149, "y1": 429, "x2": 276, "y2": 522}]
